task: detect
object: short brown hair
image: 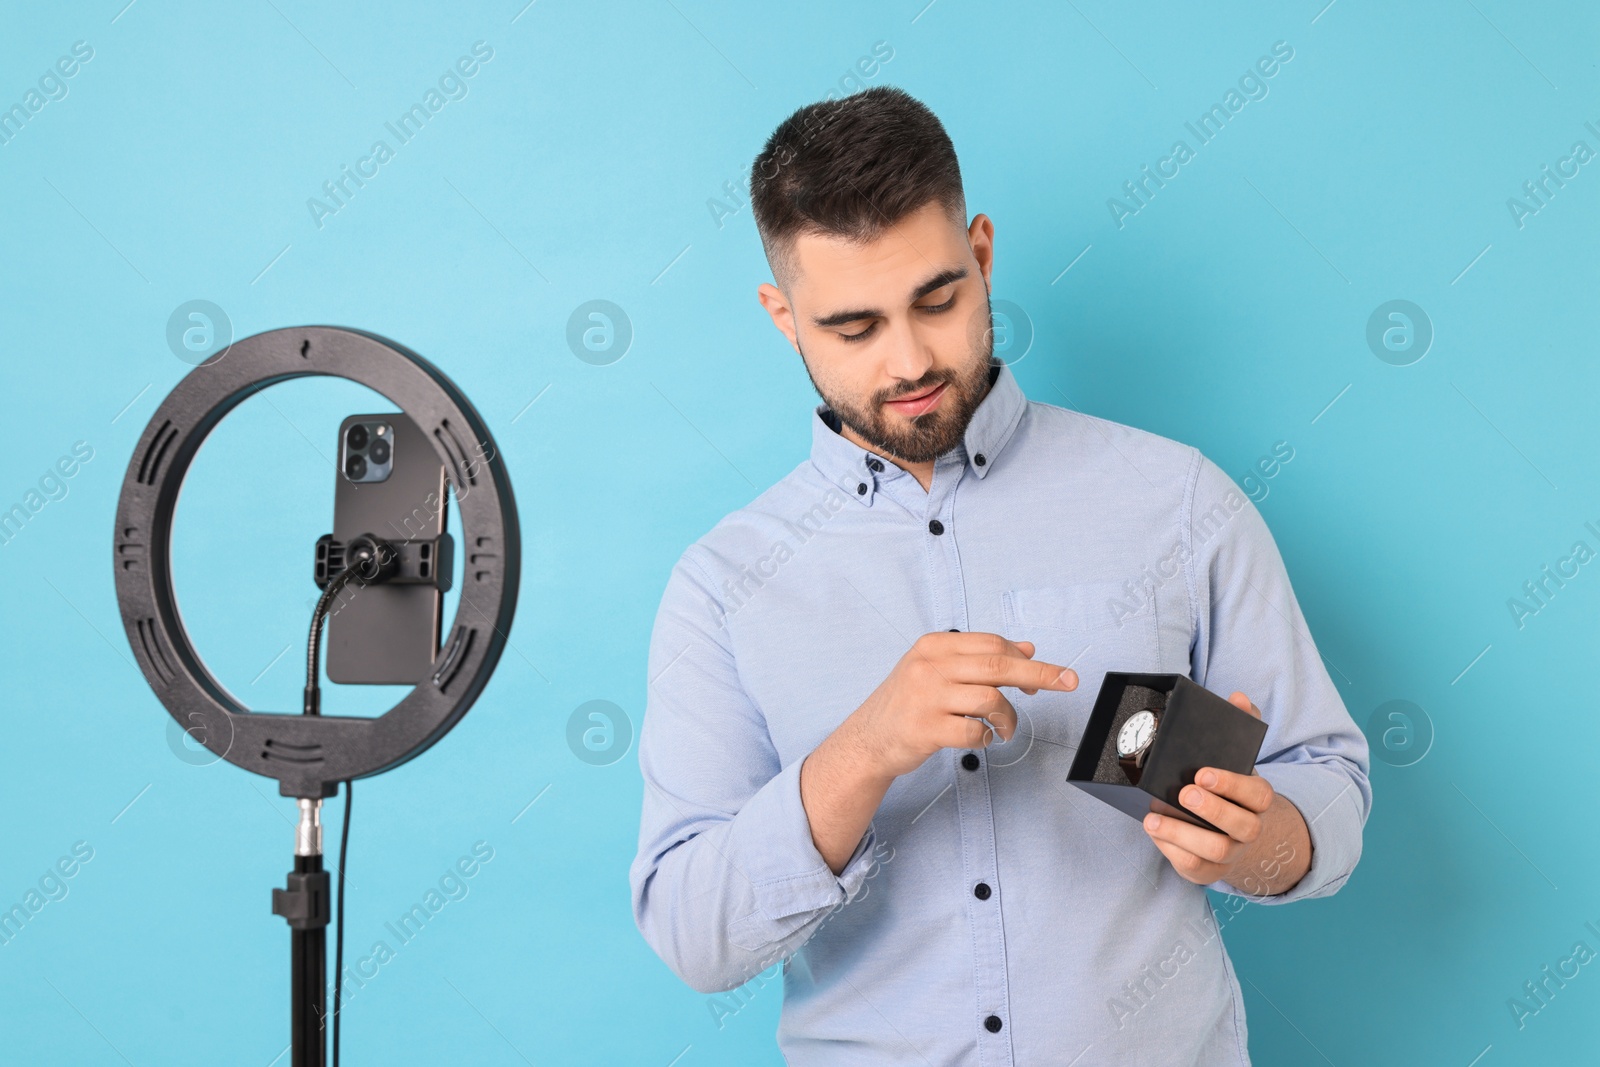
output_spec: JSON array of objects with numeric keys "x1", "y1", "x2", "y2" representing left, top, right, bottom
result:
[{"x1": 749, "y1": 85, "x2": 966, "y2": 290}]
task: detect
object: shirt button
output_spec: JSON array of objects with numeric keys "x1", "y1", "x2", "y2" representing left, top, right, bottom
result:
[
  {"x1": 974, "y1": 882, "x2": 991, "y2": 900},
  {"x1": 974, "y1": 453, "x2": 987, "y2": 467},
  {"x1": 856, "y1": 482, "x2": 867, "y2": 495},
  {"x1": 928, "y1": 519, "x2": 944, "y2": 535},
  {"x1": 961, "y1": 752, "x2": 980, "y2": 771},
  {"x1": 984, "y1": 1014, "x2": 1003, "y2": 1033},
  {"x1": 867, "y1": 458, "x2": 884, "y2": 472}
]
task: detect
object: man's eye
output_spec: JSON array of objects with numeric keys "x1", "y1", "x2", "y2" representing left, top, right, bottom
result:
[{"x1": 836, "y1": 294, "x2": 954, "y2": 343}]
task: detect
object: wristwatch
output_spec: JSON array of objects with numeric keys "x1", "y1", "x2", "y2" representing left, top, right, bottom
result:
[{"x1": 1116, "y1": 708, "x2": 1161, "y2": 785}]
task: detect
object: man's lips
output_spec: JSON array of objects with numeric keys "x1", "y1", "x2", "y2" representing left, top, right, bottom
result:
[{"x1": 884, "y1": 381, "x2": 948, "y2": 416}]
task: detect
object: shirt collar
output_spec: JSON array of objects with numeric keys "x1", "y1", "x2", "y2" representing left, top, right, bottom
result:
[{"x1": 809, "y1": 359, "x2": 1026, "y2": 506}]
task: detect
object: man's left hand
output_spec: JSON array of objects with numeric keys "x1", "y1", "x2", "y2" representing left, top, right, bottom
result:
[{"x1": 1141, "y1": 692, "x2": 1306, "y2": 895}]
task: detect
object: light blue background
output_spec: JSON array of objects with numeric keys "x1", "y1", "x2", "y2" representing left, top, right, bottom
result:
[{"x1": 1, "y1": 1, "x2": 1596, "y2": 1063}]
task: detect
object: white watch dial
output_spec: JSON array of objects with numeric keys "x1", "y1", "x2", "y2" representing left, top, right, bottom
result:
[{"x1": 1117, "y1": 710, "x2": 1156, "y2": 758}]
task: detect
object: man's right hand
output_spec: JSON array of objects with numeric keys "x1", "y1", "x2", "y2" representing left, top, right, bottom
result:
[{"x1": 843, "y1": 631, "x2": 1079, "y2": 781}]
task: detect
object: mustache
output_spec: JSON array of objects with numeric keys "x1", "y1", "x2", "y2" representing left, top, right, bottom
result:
[{"x1": 882, "y1": 378, "x2": 947, "y2": 403}]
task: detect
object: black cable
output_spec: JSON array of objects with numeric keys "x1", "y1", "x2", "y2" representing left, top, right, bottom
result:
[{"x1": 333, "y1": 778, "x2": 352, "y2": 1067}]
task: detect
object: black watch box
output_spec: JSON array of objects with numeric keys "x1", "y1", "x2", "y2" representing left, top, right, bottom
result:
[{"x1": 1066, "y1": 673, "x2": 1268, "y2": 833}]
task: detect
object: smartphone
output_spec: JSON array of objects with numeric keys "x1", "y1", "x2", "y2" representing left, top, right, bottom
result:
[{"x1": 325, "y1": 412, "x2": 449, "y2": 684}]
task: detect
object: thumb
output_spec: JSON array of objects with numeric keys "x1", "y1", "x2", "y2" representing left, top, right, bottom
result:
[{"x1": 1229, "y1": 691, "x2": 1262, "y2": 718}]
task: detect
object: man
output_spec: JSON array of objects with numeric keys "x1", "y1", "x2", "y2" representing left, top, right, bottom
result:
[{"x1": 630, "y1": 85, "x2": 1370, "y2": 1065}]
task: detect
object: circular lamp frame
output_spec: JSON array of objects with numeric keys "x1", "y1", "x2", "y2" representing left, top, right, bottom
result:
[{"x1": 113, "y1": 326, "x2": 520, "y2": 799}]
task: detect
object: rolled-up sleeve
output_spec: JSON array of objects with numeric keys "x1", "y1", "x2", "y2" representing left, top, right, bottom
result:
[
  {"x1": 1182, "y1": 451, "x2": 1372, "y2": 906},
  {"x1": 629, "y1": 547, "x2": 880, "y2": 994}
]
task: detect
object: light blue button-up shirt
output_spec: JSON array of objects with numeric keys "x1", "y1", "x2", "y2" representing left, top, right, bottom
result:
[{"x1": 631, "y1": 358, "x2": 1371, "y2": 1065}]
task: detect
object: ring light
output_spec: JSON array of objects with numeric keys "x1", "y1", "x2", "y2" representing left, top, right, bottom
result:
[{"x1": 113, "y1": 325, "x2": 520, "y2": 800}]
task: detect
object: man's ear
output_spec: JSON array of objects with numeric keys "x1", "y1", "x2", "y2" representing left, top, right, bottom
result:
[
  {"x1": 757, "y1": 282, "x2": 802, "y2": 355},
  {"x1": 967, "y1": 212, "x2": 995, "y2": 296}
]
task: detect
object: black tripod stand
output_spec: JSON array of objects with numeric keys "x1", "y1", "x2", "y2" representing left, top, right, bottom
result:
[{"x1": 273, "y1": 799, "x2": 332, "y2": 1067}]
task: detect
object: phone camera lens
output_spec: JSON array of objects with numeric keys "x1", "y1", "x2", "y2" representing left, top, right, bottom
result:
[
  {"x1": 368, "y1": 437, "x2": 391, "y2": 465},
  {"x1": 345, "y1": 454, "x2": 368, "y2": 481},
  {"x1": 347, "y1": 424, "x2": 370, "y2": 451}
]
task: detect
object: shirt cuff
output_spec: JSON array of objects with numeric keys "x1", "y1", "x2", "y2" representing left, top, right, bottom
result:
[
  {"x1": 1208, "y1": 760, "x2": 1365, "y2": 905},
  {"x1": 725, "y1": 756, "x2": 880, "y2": 951}
]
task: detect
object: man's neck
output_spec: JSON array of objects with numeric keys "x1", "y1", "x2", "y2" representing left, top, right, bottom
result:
[{"x1": 838, "y1": 422, "x2": 937, "y2": 492}]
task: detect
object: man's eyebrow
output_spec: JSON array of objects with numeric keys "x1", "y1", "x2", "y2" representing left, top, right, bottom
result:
[{"x1": 810, "y1": 266, "x2": 969, "y2": 329}]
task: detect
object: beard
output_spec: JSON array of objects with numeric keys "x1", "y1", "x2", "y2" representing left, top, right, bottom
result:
[{"x1": 801, "y1": 290, "x2": 997, "y2": 465}]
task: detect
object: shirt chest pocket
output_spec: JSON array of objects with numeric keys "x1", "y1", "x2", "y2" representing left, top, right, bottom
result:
[{"x1": 994, "y1": 581, "x2": 1163, "y2": 761}]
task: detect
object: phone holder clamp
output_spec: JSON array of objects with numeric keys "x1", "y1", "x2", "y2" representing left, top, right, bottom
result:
[{"x1": 312, "y1": 532, "x2": 453, "y2": 591}]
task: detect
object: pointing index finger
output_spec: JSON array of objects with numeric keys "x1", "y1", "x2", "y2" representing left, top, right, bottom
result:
[
  {"x1": 948, "y1": 633, "x2": 1078, "y2": 693},
  {"x1": 998, "y1": 654, "x2": 1078, "y2": 694}
]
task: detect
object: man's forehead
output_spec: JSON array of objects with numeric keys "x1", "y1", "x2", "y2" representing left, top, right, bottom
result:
[{"x1": 791, "y1": 209, "x2": 961, "y2": 278}]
